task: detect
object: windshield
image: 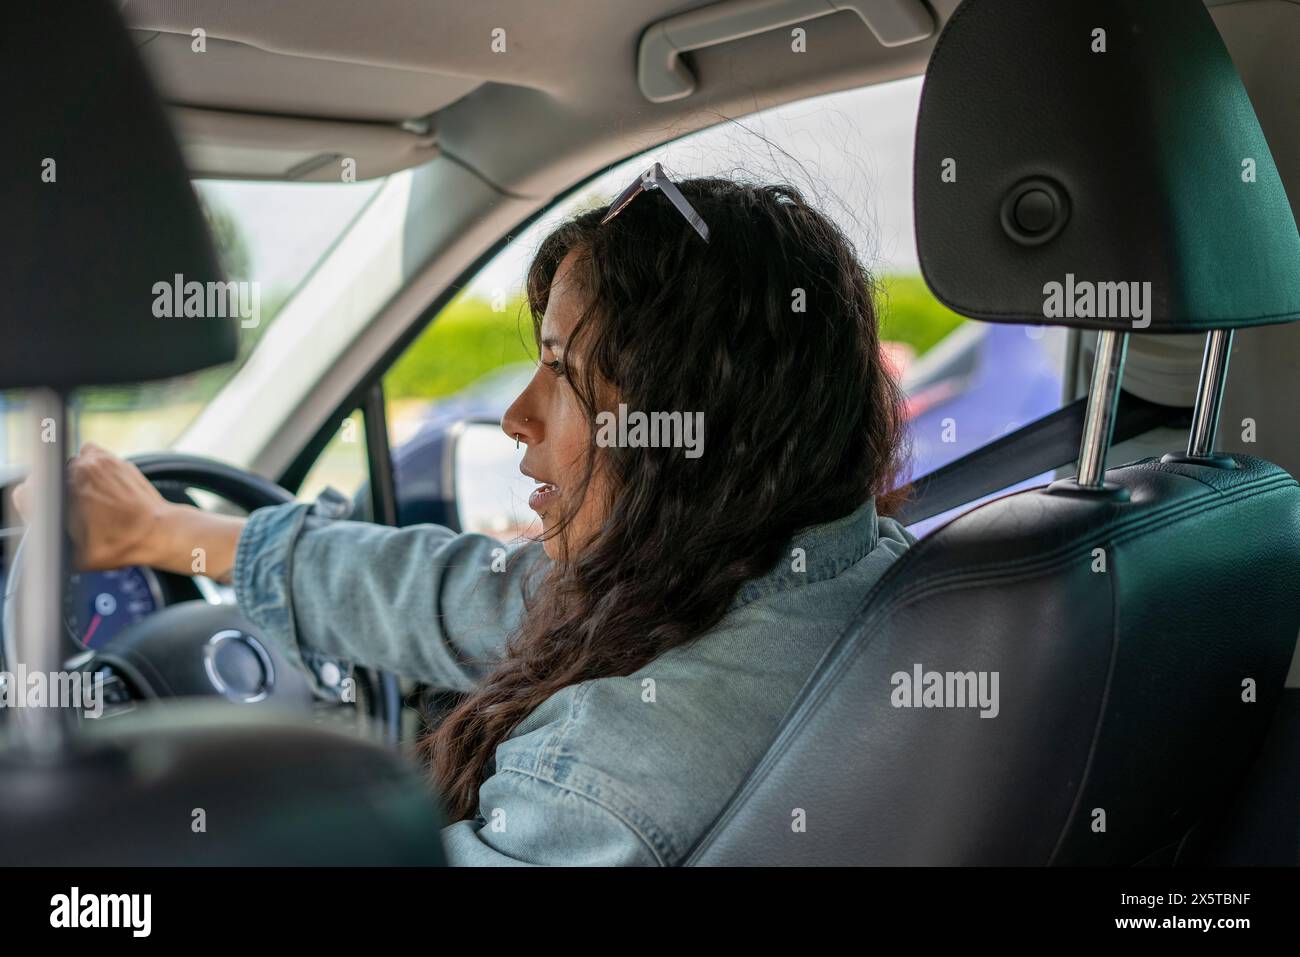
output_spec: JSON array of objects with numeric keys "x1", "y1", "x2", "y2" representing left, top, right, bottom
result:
[{"x1": 0, "y1": 177, "x2": 383, "y2": 467}]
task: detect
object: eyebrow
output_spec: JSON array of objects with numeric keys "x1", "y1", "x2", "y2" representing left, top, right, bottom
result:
[{"x1": 540, "y1": 336, "x2": 566, "y2": 351}]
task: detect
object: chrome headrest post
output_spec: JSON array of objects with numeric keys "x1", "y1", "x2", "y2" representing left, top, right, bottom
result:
[
  {"x1": 1075, "y1": 329, "x2": 1130, "y2": 489},
  {"x1": 1186, "y1": 329, "x2": 1234, "y2": 457},
  {"x1": 10, "y1": 389, "x2": 71, "y2": 753}
]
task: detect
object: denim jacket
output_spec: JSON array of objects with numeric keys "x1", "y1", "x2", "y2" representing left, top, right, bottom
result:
[{"x1": 233, "y1": 498, "x2": 914, "y2": 866}]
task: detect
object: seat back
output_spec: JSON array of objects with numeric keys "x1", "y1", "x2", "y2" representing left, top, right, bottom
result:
[
  {"x1": 0, "y1": 706, "x2": 448, "y2": 866},
  {"x1": 688, "y1": 0, "x2": 1300, "y2": 866},
  {"x1": 689, "y1": 456, "x2": 1300, "y2": 864}
]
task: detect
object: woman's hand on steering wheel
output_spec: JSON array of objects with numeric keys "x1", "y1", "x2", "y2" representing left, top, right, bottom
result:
[
  {"x1": 11, "y1": 442, "x2": 245, "y2": 580},
  {"x1": 6, "y1": 447, "x2": 402, "y2": 738}
]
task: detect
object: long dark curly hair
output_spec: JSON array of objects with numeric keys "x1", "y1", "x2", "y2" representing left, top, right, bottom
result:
[{"x1": 419, "y1": 175, "x2": 909, "y2": 820}]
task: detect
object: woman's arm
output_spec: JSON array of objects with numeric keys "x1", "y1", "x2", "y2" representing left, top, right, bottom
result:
[
  {"x1": 15, "y1": 443, "x2": 542, "y2": 690},
  {"x1": 234, "y1": 502, "x2": 543, "y2": 691}
]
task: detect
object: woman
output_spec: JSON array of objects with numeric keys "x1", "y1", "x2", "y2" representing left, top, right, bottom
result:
[{"x1": 45, "y1": 173, "x2": 915, "y2": 865}]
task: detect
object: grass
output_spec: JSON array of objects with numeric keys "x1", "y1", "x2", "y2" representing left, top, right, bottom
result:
[
  {"x1": 385, "y1": 295, "x2": 538, "y2": 401},
  {"x1": 876, "y1": 275, "x2": 967, "y2": 356}
]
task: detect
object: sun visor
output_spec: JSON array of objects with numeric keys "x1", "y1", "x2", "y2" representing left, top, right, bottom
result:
[
  {"x1": 2, "y1": 0, "x2": 238, "y2": 389},
  {"x1": 913, "y1": 0, "x2": 1300, "y2": 333}
]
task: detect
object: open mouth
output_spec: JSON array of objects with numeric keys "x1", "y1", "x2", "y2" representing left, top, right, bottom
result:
[{"x1": 528, "y1": 483, "x2": 561, "y2": 512}]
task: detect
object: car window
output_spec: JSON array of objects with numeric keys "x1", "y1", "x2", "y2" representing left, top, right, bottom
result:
[
  {"x1": 0, "y1": 178, "x2": 384, "y2": 471},
  {"x1": 298, "y1": 410, "x2": 370, "y2": 506},
  {"x1": 376, "y1": 75, "x2": 1068, "y2": 539}
]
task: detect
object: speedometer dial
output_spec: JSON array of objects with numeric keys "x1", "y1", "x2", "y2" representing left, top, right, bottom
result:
[{"x1": 64, "y1": 567, "x2": 163, "y2": 649}]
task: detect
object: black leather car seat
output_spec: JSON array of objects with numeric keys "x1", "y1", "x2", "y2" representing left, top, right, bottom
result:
[{"x1": 687, "y1": 0, "x2": 1300, "y2": 866}]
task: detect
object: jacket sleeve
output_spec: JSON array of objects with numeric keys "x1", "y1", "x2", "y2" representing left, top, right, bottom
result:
[
  {"x1": 232, "y1": 501, "x2": 547, "y2": 692},
  {"x1": 440, "y1": 767, "x2": 666, "y2": 866}
]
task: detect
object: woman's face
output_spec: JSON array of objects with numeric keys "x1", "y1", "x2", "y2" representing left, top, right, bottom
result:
[{"x1": 503, "y1": 250, "x2": 610, "y2": 560}]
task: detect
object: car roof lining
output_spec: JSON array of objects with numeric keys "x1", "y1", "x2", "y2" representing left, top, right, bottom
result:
[
  {"x1": 120, "y1": 1, "x2": 1296, "y2": 203},
  {"x1": 121, "y1": 0, "x2": 958, "y2": 186}
]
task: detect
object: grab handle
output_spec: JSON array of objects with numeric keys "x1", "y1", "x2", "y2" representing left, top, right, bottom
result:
[{"x1": 638, "y1": 0, "x2": 934, "y2": 102}]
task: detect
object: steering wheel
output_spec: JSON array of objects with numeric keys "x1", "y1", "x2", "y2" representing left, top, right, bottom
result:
[{"x1": 1, "y1": 453, "x2": 402, "y2": 743}]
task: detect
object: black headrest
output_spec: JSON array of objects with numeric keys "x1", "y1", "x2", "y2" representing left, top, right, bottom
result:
[
  {"x1": 2, "y1": 0, "x2": 237, "y2": 389},
  {"x1": 914, "y1": 0, "x2": 1300, "y2": 333}
]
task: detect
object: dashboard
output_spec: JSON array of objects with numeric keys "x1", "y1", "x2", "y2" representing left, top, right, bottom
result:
[
  {"x1": 0, "y1": 528, "x2": 373, "y2": 732},
  {"x1": 0, "y1": 550, "x2": 216, "y2": 651},
  {"x1": 65, "y1": 566, "x2": 165, "y2": 648}
]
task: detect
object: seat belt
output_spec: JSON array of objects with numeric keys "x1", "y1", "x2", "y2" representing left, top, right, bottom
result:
[{"x1": 894, "y1": 391, "x2": 1188, "y2": 526}]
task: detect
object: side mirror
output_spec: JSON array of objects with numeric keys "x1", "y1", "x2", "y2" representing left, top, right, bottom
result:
[{"x1": 448, "y1": 421, "x2": 537, "y2": 540}]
